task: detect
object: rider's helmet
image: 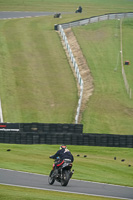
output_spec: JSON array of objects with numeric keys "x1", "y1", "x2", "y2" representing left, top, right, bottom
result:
[{"x1": 60, "y1": 145, "x2": 67, "y2": 149}]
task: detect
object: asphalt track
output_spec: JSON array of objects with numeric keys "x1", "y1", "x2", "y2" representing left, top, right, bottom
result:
[
  {"x1": 0, "y1": 11, "x2": 72, "y2": 19},
  {"x1": 0, "y1": 11, "x2": 133, "y2": 199},
  {"x1": 0, "y1": 168, "x2": 133, "y2": 199}
]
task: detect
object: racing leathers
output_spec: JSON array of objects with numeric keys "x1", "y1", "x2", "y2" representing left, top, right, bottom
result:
[{"x1": 50, "y1": 148, "x2": 74, "y2": 168}]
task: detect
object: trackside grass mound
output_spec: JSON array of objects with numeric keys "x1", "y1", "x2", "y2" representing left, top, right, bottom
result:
[
  {"x1": 0, "y1": 16, "x2": 78, "y2": 123},
  {"x1": 73, "y1": 19, "x2": 133, "y2": 135},
  {"x1": 0, "y1": 185, "x2": 122, "y2": 200},
  {"x1": 0, "y1": 144, "x2": 133, "y2": 187}
]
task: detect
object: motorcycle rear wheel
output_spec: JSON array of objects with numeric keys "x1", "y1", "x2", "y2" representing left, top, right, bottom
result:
[
  {"x1": 61, "y1": 170, "x2": 70, "y2": 186},
  {"x1": 48, "y1": 170, "x2": 55, "y2": 185}
]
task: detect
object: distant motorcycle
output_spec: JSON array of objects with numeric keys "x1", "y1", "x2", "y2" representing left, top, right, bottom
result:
[
  {"x1": 75, "y1": 6, "x2": 82, "y2": 13},
  {"x1": 48, "y1": 158, "x2": 74, "y2": 186}
]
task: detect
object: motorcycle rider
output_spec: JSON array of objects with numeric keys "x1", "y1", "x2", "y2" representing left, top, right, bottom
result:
[
  {"x1": 49, "y1": 145, "x2": 74, "y2": 176},
  {"x1": 75, "y1": 6, "x2": 82, "y2": 13}
]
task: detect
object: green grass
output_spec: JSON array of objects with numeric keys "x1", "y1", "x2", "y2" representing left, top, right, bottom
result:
[
  {"x1": 0, "y1": 0, "x2": 133, "y2": 15},
  {"x1": 0, "y1": 17, "x2": 78, "y2": 123},
  {"x1": 0, "y1": 184, "x2": 122, "y2": 200},
  {"x1": 0, "y1": 144, "x2": 133, "y2": 187},
  {"x1": 73, "y1": 19, "x2": 133, "y2": 134},
  {"x1": 122, "y1": 18, "x2": 133, "y2": 91}
]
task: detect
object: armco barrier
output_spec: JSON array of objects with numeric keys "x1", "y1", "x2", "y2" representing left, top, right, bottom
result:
[
  {"x1": 0, "y1": 131, "x2": 133, "y2": 148},
  {"x1": 55, "y1": 12, "x2": 133, "y2": 30}
]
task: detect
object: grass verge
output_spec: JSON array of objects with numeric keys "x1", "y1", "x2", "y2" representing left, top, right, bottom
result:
[
  {"x1": 0, "y1": 184, "x2": 122, "y2": 200},
  {"x1": 0, "y1": 144, "x2": 133, "y2": 187}
]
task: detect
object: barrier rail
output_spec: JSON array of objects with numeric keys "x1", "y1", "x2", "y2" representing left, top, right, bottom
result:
[
  {"x1": 55, "y1": 12, "x2": 133, "y2": 30},
  {"x1": 0, "y1": 131, "x2": 132, "y2": 148},
  {"x1": 0, "y1": 99, "x2": 3, "y2": 123},
  {"x1": 58, "y1": 25, "x2": 83, "y2": 124}
]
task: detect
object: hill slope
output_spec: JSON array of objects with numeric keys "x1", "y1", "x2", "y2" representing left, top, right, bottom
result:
[{"x1": 73, "y1": 19, "x2": 133, "y2": 134}]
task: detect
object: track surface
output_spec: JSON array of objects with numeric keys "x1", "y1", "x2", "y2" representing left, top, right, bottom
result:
[
  {"x1": 0, "y1": 169, "x2": 133, "y2": 199},
  {"x1": 0, "y1": 11, "x2": 72, "y2": 19}
]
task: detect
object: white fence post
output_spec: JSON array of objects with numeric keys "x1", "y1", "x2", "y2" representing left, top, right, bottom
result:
[
  {"x1": 0, "y1": 99, "x2": 3, "y2": 123},
  {"x1": 59, "y1": 25, "x2": 84, "y2": 124}
]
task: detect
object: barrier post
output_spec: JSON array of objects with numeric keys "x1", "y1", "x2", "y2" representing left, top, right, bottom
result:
[{"x1": 0, "y1": 99, "x2": 3, "y2": 123}]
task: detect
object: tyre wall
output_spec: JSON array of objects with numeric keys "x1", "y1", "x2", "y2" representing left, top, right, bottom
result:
[{"x1": 0, "y1": 123, "x2": 132, "y2": 148}]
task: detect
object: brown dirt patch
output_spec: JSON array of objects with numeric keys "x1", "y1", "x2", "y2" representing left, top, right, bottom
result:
[{"x1": 58, "y1": 28, "x2": 94, "y2": 123}]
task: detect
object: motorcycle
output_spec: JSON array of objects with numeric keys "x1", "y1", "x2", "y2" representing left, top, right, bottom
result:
[
  {"x1": 75, "y1": 6, "x2": 82, "y2": 13},
  {"x1": 48, "y1": 158, "x2": 74, "y2": 186}
]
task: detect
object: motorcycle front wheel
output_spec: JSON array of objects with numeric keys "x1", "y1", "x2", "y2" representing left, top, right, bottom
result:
[
  {"x1": 48, "y1": 170, "x2": 55, "y2": 185},
  {"x1": 61, "y1": 170, "x2": 70, "y2": 186}
]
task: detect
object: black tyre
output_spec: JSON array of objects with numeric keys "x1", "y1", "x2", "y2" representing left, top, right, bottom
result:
[
  {"x1": 61, "y1": 170, "x2": 70, "y2": 186},
  {"x1": 48, "y1": 170, "x2": 55, "y2": 185}
]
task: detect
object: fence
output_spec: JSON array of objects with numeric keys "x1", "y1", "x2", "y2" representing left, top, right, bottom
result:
[
  {"x1": 0, "y1": 131, "x2": 133, "y2": 148},
  {"x1": 0, "y1": 99, "x2": 3, "y2": 123},
  {"x1": 58, "y1": 25, "x2": 83, "y2": 124},
  {"x1": 55, "y1": 12, "x2": 133, "y2": 30}
]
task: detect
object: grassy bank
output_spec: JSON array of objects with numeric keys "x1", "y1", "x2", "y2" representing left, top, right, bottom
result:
[
  {"x1": 0, "y1": 144, "x2": 133, "y2": 187},
  {"x1": 0, "y1": 16, "x2": 78, "y2": 123},
  {"x1": 73, "y1": 19, "x2": 133, "y2": 134}
]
